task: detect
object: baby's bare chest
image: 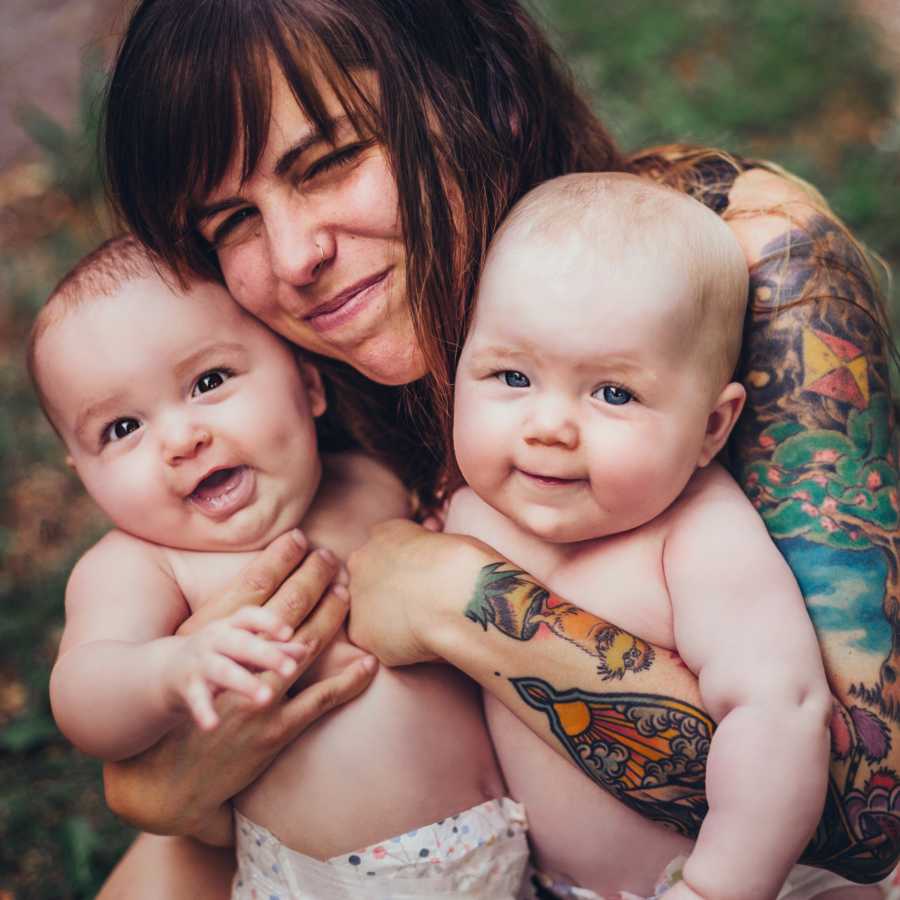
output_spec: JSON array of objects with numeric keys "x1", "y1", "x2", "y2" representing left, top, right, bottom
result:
[{"x1": 514, "y1": 528, "x2": 676, "y2": 650}]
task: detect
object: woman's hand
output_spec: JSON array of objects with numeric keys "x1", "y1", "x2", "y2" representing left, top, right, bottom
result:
[
  {"x1": 347, "y1": 520, "x2": 492, "y2": 666},
  {"x1": 103, "y1": 530, "x2": 377, "y2": 837}
]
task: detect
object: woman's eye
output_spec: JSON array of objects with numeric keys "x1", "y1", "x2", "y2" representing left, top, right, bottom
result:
[
  {"x1": 211, "y1": 208, "x2": 258, "y2": 248},
  {"x1": 103, "y1": 417, "x2": 141, "y2": 444},
  {"x1": 305, "y1": 143, "x2": 369, "y2": 180},
  {"x1": 499, "y1": 370, "x2": 530, "y2": 388},
  {"x1": 193, "y1": 369, "x2": 232, "y2": 396},
  {"x1": 595, "y1": 385, "x2": 633, "y2": 406}
]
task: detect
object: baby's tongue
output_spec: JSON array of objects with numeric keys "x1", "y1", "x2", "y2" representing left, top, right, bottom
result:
[{"x1": 192, "y1": 467, "x2": 240, "y2": 500}]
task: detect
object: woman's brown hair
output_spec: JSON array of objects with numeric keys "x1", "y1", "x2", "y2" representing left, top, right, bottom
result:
[{"x1": 102, "y1": 0, "x2": 625, "y2": 505}]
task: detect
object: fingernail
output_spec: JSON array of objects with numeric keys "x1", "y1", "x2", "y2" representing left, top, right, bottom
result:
[
  {"x1": 317, "y1": 547, "x2": 336, "y2": 564},
  {"x1": 332, "y1": 584, "x2": 349, "y2": 601},
  {"x1": 361, "y1": 655, "x2": 378, "y2": 673},
  {"x1": 256, "y1": 685, "x2": 272, "y2": 703},
  {"x1": 280, "y1": 659, "x2": 297, "y2": 677},
  {"x1": 291, "y1": 529, "x2": 307, "y2": 549},
  {"x1": 277, "y1": 625, "x2": 293, "y2": 641}
]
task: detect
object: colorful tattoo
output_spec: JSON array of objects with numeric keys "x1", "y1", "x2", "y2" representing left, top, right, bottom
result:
[
  {"x1": 733, "y1": 214, "x2": 899, "y2": 880},
  {"x1": 466, "y1": 562, "x2": 654, "y2": 679},
  {"x1": 513, "y1": 677, "x2": 710, "y2": 837}
]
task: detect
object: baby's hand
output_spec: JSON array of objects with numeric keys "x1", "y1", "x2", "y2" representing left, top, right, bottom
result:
[{"x1": 165, "y1": 607, "x2": 307, "y2": 731}]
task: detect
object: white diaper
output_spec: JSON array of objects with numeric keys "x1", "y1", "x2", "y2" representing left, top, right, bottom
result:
[
  {"x1": 232, "y1": 796, "x2": 530, "y2": 899},
  {"x1": 528, "y1": 855, "x2": 890, "y2": 899}
]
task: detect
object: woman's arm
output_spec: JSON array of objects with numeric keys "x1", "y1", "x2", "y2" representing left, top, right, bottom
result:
[
  {"x1": 349, "y1": 169, "x2": 899, "y2": 882},
  {"x1": 102, "y1": 532, "x2": 376, "y2": 838},
  {"x1": 727, "y1": 168, "x2": 899, "y2": 880}
]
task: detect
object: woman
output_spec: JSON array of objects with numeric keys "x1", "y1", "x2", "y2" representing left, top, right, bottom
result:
[{"x1": 97, "y1": 0, "x2": 899, "y2": 895}]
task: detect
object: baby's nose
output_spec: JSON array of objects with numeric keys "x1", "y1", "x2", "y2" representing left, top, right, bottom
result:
[
  {"x1": 524, "y1": 404, "x2": 579, "y2": 449},
  {"x1": 163, "y1": 421, "x2": 212, "y2": 465}
]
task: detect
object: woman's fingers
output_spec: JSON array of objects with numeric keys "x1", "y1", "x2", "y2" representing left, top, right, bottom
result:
[
  {"x1": 266, "y1": 548, "x2": 341, "y2": 630},
  {"x1": 176, "y1": 530, "x2": 310, "y2": 636},
  {"x1": 278, "y1": 655, "x2": 377, "y2": 740},
  {"x1": 289, "y1": 584, "x2": 350, "y2": 661}
]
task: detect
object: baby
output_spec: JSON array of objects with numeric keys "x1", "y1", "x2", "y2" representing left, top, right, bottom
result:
[
  {"x1": 31, "y1": 236, "x2": 528, "y2": 899},
  {"x1": 448, "y1": 174, "x2": 875, "y2": 899}
]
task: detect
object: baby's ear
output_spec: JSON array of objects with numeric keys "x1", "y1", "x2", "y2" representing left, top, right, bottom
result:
[
  {"x1": 297, "y1": 360, "x2": 327, "y2": 418},
  {"x1": 698, "y1": 381, "x2": 746, "y2": 467}
]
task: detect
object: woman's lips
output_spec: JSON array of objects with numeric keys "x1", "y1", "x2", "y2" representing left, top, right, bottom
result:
[
  {"x1": 305, "y1": 269, "x2": 390, "y2": 333},
  {"x1": 188, "y1": 465, "x2": 255, "y2": 518}
]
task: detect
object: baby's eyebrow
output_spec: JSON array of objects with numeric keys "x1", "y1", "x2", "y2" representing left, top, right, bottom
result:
[
  {"x1": 73, "y1": 392, "x2": 131, "y2": 443},
  {"x1": 173, "y1": 342, "x2": 247, "y2": 381}
]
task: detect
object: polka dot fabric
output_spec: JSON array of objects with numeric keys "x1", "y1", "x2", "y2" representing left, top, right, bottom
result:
[{"x1": 232, "y1": 797, "x2": 529, "y2": 898}]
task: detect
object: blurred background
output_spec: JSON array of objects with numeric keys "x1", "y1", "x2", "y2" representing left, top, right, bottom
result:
[{"x1": 1, "y1": 0, "x2": 899, "y2": 896}]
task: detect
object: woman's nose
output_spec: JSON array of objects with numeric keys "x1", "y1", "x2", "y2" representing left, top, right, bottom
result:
[
  {"x1": 163, "y1": 419, "x2": 212, "y2": 465},
  {"x1": 523, "y1": 401, "x2": 580, "y2": 450},
  {"x1": 265, "y1": 200, "x2": 330, "y2": 286}
]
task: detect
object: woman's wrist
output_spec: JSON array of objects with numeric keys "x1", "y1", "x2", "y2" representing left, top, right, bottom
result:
[{"x1": 411, "y1": 532, "x2": 500, "y2": 659}]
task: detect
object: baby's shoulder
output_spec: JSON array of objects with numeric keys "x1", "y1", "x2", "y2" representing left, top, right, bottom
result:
[
  {"x1": 72, "y1": 529, "x2": 173, "y2": 579},
  {"x1": 66, "y1": 529, "x2": 181, "y2": 610},
  {"x1": 663, "y1": 463, "x2": 778, "y2": 569}
]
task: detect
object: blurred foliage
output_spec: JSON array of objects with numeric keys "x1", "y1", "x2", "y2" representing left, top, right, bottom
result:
[
  {"x1": 1, "y1": 2, "x2": 899, "y2": 896},
  {"x1": 537, "y1": 0, "x2": 900, "y2": 321}
]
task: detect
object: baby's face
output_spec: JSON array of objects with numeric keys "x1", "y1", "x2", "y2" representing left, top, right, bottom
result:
[
  {"x1": 37, "y1": 276, "x2": 324, "y2": 551},
  {"x1": 454, "y1": 232, "x2": 719, "y2": 543}
]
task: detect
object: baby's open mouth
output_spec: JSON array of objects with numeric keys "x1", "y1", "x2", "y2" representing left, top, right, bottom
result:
[{"x1": 188, "y1": 465, "x2": 254, "y2": 516}]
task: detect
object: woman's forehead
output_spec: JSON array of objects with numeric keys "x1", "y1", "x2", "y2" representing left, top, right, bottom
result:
[{"x1": 195, "y1": 64, "x2": 377, "y2": 208}]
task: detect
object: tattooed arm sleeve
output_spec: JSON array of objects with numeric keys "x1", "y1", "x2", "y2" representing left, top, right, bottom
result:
[{"x1": 726, "y1": 169, "x2": 898, "y2": 879}]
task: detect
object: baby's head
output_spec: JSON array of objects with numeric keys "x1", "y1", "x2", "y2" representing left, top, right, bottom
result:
[
  {"x1": 454, "y1": 172, "x2": 749, "y2": 542},
  {"x1": 29, "y1": 236, "x2": 326, "y2": 552}
]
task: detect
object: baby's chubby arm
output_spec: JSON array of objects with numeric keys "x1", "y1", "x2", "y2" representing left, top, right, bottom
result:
[
  {"x1": 664, "y1": 466, "x2": 832, "y2": 900},
  {"x1": 50, "y1": 530, "x2": 305, "y2": 761}
]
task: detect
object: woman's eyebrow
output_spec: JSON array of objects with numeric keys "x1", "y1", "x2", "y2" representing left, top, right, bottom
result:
[
  {"x1": 193, "y1": 116, "x2": 353, "y2": 223},
  {"x1": 273, "y1": 114, "x2": 352, "y2": 177}
]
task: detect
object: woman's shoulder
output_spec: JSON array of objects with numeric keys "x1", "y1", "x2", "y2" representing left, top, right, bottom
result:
[{"x1": 628, "y1": 144, "x2": 882, "y2": 296}]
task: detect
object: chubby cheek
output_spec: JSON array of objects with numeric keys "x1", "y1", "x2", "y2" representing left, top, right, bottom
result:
[
  {"x1": 83, "y1": 459, "x2": 172, "y2": 535},
  {"x1": 453, "y1": 388, "x2": 510, "y2": 489}
]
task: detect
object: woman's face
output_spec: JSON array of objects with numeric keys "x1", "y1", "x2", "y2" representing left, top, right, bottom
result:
[{"x1": 193, "y1": 70, "x2": 426, "y2": 385}]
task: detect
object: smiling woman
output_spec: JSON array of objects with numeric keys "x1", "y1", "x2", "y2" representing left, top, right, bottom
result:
[{"x1": 94, "y1": 0, "x2": 899, "y2": 898}]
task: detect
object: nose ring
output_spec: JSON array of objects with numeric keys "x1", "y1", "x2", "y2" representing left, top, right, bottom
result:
[{"x1": 314, "y1": 242, "x2": 325, "y2": 269}]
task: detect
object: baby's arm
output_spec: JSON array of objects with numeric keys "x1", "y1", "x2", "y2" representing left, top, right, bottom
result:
[
  {"x1": 51, "y1": 531, "x2": 304, "y2": 761},
  {"x1": 664, "y1": 466, "x2": 832, "y2": 900}
]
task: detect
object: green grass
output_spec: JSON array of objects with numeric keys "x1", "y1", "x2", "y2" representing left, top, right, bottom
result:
[{"x1": 2, "y1": 4, "x2": 899, "y2": 895}]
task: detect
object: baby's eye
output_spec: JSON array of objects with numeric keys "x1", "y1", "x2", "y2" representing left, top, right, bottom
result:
[
  {"x1": 103, "y1": 417, "x2": 141, "y2": 444},
  {"x1": 594, "y1": 385, "x2": 633, "y2": 406},
  {"x1": 499, "y1": 370, "x2": 530, "y2": 388},
  {"x1": 193, "y1": 369, "x2": 232, "y2": 396}
]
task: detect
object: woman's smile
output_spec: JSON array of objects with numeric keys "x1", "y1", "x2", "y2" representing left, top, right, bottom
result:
[{"x1": 304, "y1": 267, "x2": 393, "y2": 334}]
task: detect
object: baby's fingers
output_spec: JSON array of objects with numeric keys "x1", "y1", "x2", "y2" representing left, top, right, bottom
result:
[
  {"x1": 184, "y1": 678, "x2": 220, "y2": 732},
  {"x1": 228, "y1": 605, "x2": 295, "y2": 642},
  {"x1": 205, "y1": 655, "x2": 274, "y2": 706},
  {"x1": 214, "y1": 628, "x2": 305, "y2": 679}
]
